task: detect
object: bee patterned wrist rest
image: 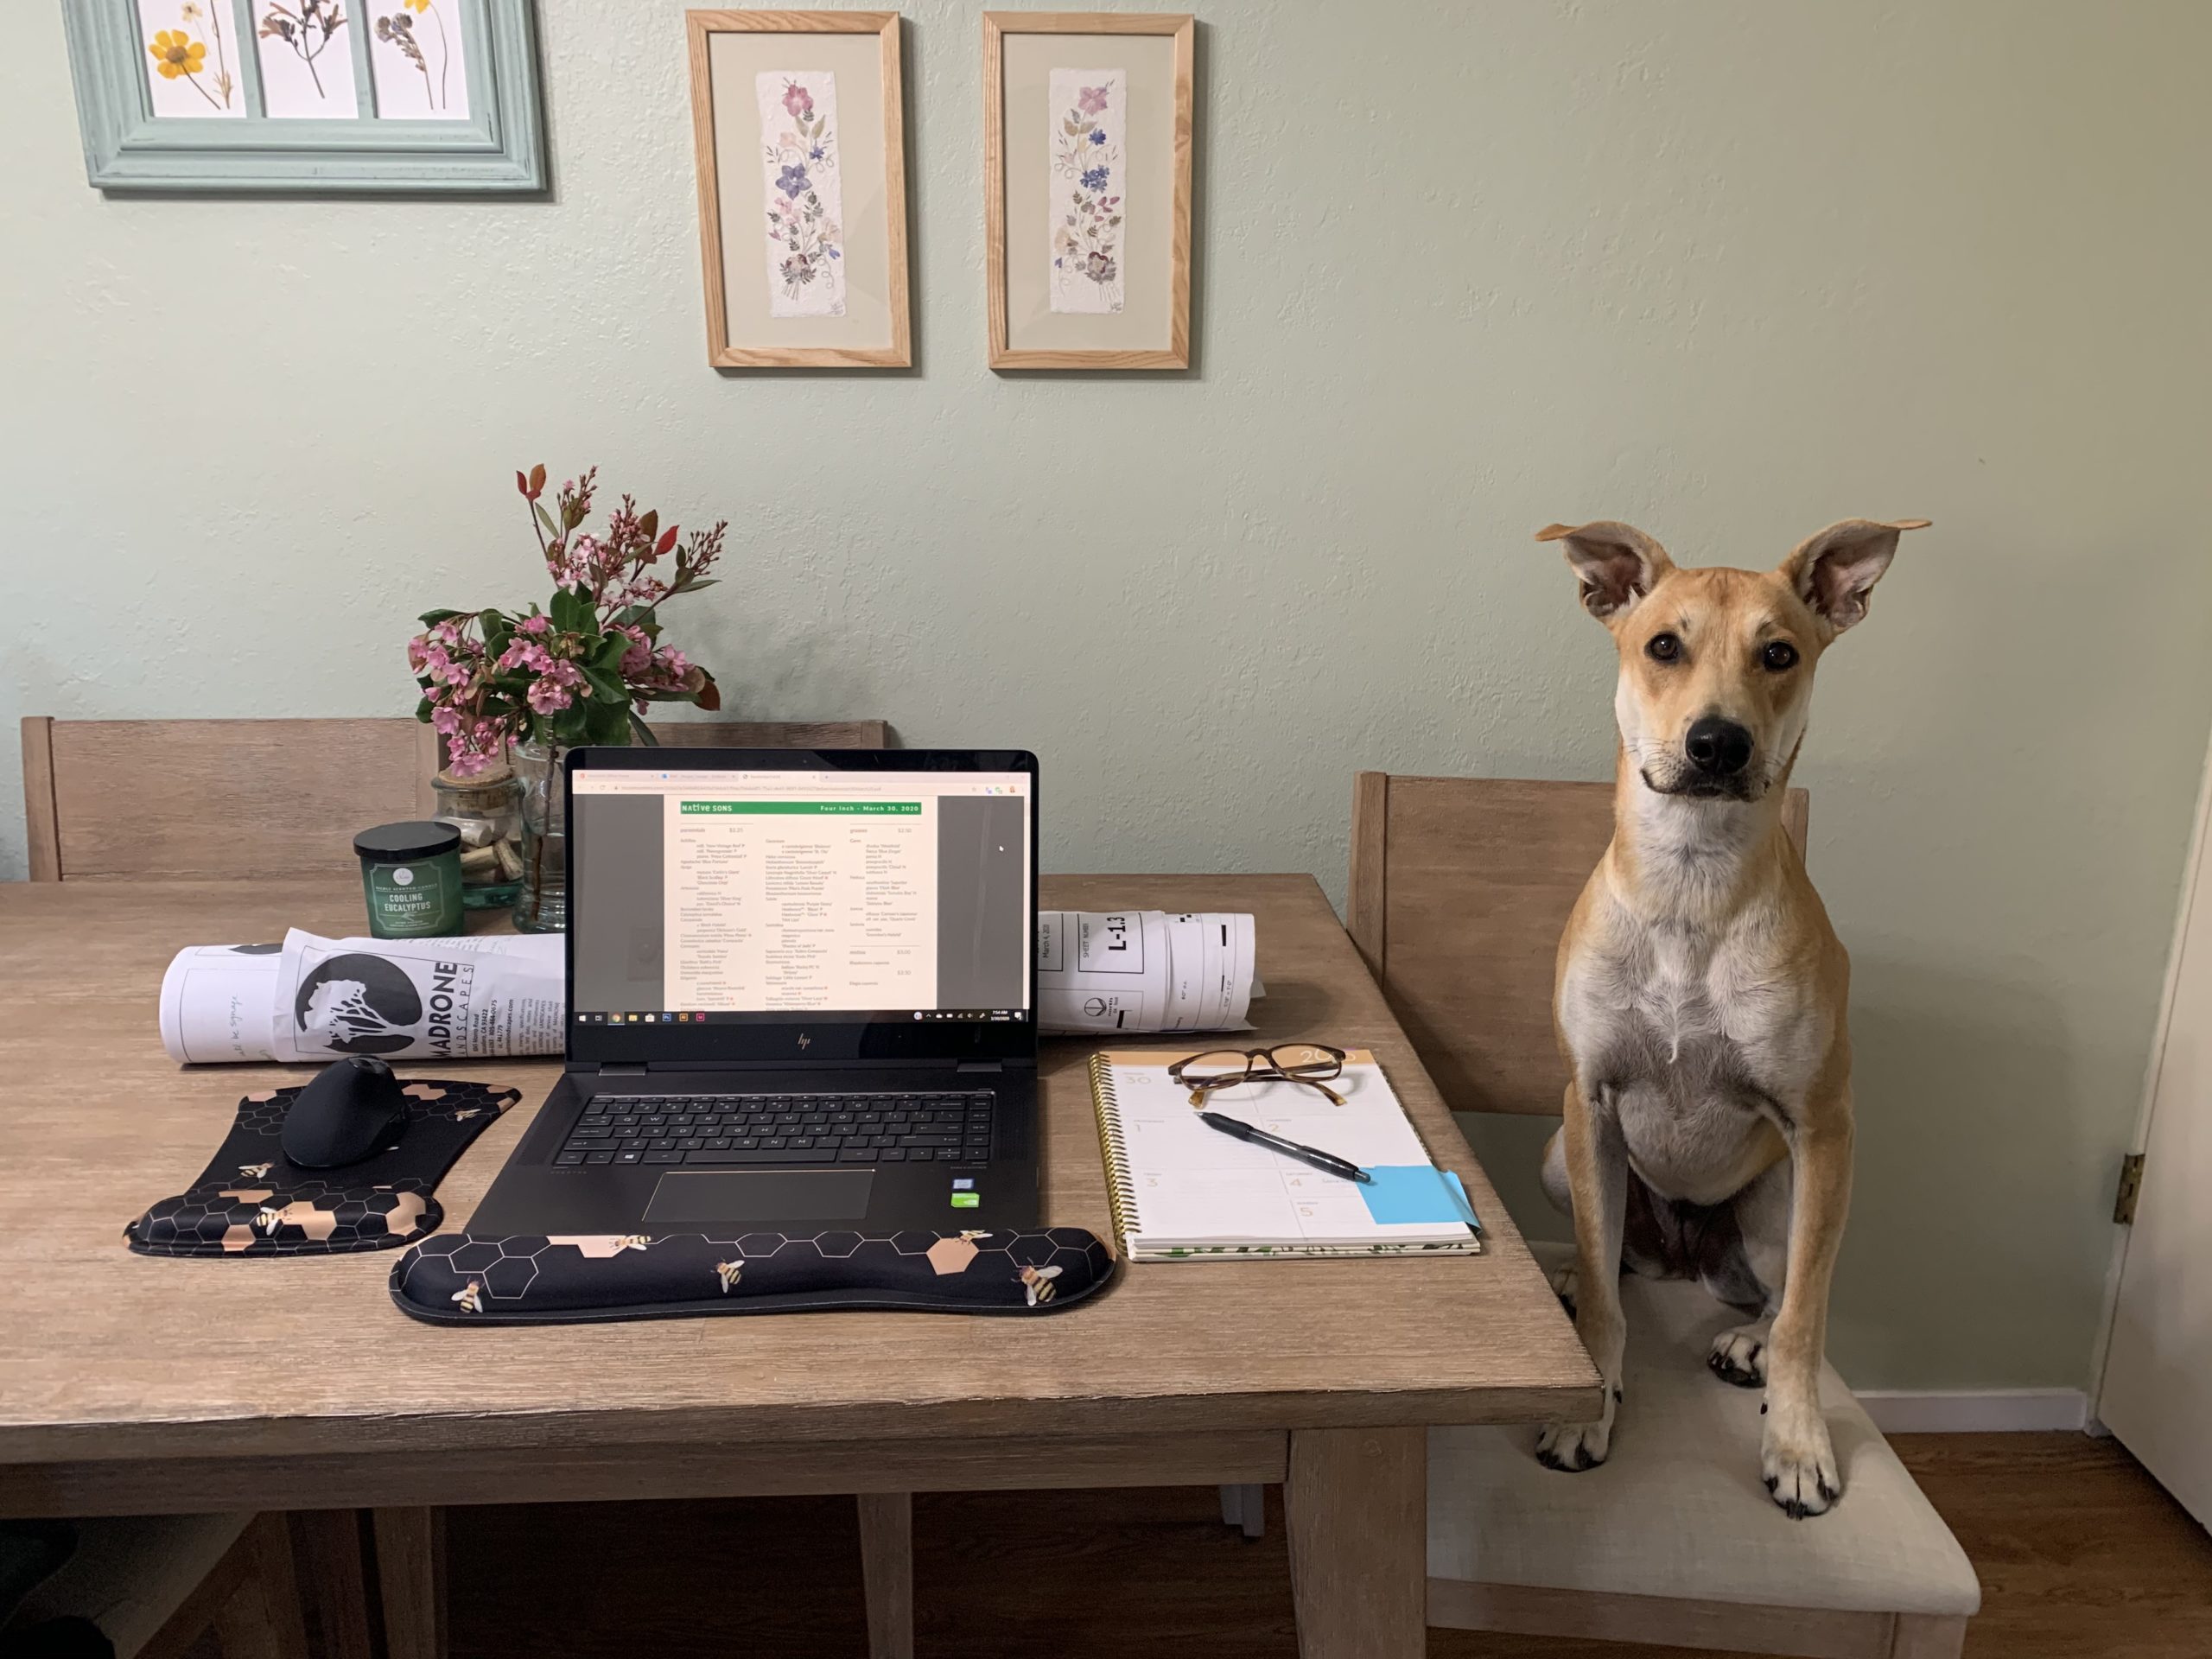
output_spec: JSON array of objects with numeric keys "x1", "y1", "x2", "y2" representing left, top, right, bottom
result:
[
  {"x1": 126, "y1": 1080, "x2": 521, "y2": 1258},
  {"x1": 390, "y1": 1226, "x2": 1116, "y2": 1324}
]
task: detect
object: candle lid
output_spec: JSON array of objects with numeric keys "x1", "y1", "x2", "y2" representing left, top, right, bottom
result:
[{"x1": 353, "y1": 821, "x2": 462, "y2": 862}]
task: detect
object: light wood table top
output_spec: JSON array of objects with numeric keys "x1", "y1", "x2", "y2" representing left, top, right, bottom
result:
[{"x1": 0, "y1": 873, "x2": 1595, "y2": 1512}]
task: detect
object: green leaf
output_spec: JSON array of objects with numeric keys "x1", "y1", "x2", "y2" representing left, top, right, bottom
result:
[
  {"x1": 584, "y1": 698, "x2": 632, "y2": 744},
  {"x1": 414, "y1": 696, "x2": 434, "y2": 722},
  {"x1": 581, "y1": 665, "x2": 624, "y2": 704},
  {"x1": 534, "y1": 501, "x2": 557, "y2": 537},
  {"x1": 417, "y1": 608, "x2": 463, "y2": 627},
  {"x1": 550, "y1": 588, "x2": 588, "y2": 633},
  {"x1": 590, "y1": 633, "x2": 631, "y2": 671},
  {"x1": 678, "y1": 577, "x2": 718, "y2": 592}
]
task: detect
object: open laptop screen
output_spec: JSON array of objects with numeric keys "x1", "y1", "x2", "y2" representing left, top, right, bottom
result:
[{"x1": 569, "y1": 760, "x2": 1032, "y2": 1031}]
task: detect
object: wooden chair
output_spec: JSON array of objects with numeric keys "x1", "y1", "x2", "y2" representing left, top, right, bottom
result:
[
  {"x1": 2, "y1": 1513, "x2": 308, "y2": 1659},
  {"x1": 18, "y1": 716, "x2": 894, "y2": 881},
  {"x1": 1348, "y1": 772, "x2": 1980, "y2": 1659}
]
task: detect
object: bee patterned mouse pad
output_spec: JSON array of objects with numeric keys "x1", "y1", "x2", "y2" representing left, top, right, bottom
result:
[{"x1": 126, "y1": 1080, "x2": 520, "y2": 1258}]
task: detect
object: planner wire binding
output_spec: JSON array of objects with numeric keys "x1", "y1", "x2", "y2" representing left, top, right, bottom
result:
[{"x1": 1090, "y1": 1052, "x2": 1142, "y2": 1253}]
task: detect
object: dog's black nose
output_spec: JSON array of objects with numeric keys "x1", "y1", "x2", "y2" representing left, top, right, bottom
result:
[{"x1": 1685, "y1": 717, "x2": 1753, "y2": 777}]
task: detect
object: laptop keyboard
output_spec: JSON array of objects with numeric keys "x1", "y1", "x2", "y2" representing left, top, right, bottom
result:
[{"x1": 550, "y1": 1092, "x2": 996, "y2": 1169}]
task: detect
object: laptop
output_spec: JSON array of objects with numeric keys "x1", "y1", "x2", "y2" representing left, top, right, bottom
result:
[{"x1": 468, "y1": 747, "x2": 1040, "y2": 1237}]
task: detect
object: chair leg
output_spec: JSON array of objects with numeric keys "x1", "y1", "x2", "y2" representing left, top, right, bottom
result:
[
  {"x1": 232, "y1": 1513, "x2": 314, "y2": 1659},
  {"x1": 372, "y1": 1508, "x2": 448, "y2": 1659},
  {"x1": 855, "y1": 1492, "x2": 912, "y2": 1659},
  {"x1": 286, "y1": 1511, "x2": 375, "y2": 1659},
  {"x1": 1891, "y1": 1613, "x2": 1970, "y2": 1658},
  {"x1": 1218, "y1": 1484, "x2": 1266, "y2": 1539}
]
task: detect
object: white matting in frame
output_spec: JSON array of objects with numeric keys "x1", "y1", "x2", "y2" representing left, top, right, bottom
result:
[{"x1": 687, "y1": 10, "x2": 912, "y2": 369}]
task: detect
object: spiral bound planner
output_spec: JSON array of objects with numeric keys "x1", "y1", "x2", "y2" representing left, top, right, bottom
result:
[{"x1": 1088, "y1": 1050, "x2": 1483, "y2": 1261}]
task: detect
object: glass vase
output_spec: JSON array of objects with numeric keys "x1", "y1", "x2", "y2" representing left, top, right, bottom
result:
[{"x1": 512, "y1": 738, "x2": 569, "y2": 933}]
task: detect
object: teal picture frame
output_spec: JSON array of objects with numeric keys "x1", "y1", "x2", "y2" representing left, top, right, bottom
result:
[{"x1": 63, "y1": 0, "x2": 546, "y2": 193}]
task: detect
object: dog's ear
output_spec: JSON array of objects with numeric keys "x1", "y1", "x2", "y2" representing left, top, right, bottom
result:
[
  {"x1": 1536, "y1": 521, "x2": 1674, "y2": 621},
  {"x1": 1778, "y1": 518, "x2": 1930, "y2": 635}
]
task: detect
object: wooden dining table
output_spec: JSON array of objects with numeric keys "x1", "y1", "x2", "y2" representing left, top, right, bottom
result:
[{"x1": 0, "y1": 871, "x2": 1595, "y2": 1658}]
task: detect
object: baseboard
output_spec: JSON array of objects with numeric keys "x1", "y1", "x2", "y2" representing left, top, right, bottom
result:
[{"x1": 1856, "y1": 1388, "x2": 2088, "y2": 1433}]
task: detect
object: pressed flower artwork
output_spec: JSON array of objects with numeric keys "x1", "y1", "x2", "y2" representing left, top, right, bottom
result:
[
  {"x1": 255, "y1": 0, "x2": 360, "y2": 118},
  {"x1": 1047, "y1": 69, "x2": 1124, "y2": 314},
  {"x1": 137, "y1": 0, "x2": 241, "y2": 118},
  {"x1": 754, "y1": 71, "x2": 847, "y2": 319},
  {"x1": 369, "y1": 0, "x2": 468, "y2": 119}
]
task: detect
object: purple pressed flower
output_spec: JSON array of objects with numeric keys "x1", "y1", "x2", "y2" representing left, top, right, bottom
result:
[
  {"x1": 1077, "y1": 85, "x2": 1109, "y2": 115},
  {"x1": 1089, "y1": 129, "x2": 1107, "y2": 145},
  {"x1": 1080, "y1": 165, "x2": 1109, "y2": 191},
  {"x1": 777, "y1": 163, "x2": 810, "y2": 199}
]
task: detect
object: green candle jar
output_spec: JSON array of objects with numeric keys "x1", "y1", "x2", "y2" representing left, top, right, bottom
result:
[{"x1": 353, "y1": 822, "x2": 466, "y2": 939}]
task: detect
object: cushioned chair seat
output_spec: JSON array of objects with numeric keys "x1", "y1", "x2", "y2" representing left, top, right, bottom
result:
[
  {"x1": 3, "y1": 1514, "x2": 251, "y2": 1657},
  {"x1": 1429, "y1": 1245, "x2": 1980, "y2": 1619}
]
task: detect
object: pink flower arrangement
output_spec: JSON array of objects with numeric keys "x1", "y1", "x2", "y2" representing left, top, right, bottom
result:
[{"x1": 407, "y1": 463, "x2": 728, "y2": 777}]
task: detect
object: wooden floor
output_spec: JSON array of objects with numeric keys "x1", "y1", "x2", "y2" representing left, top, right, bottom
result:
[{"x1": 444, "y1": 1433, "x2": 2212, "y2": 1659}]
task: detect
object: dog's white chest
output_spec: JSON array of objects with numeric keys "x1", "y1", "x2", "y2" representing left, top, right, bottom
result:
[
  {"x1": 1631, "y1": 925, "x2": 1723, "y2": 1062},
  {"x1": 1561, "y1": 900, "x2": 1815, "y2": 1178}
]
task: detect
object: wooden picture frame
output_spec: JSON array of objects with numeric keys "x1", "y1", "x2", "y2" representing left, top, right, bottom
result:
[
  {"x1": 982, "y1": 11, "x2": 1193, "y2": 371},
  {"x1": 686, "y1": 10, "x2": 912, "y2": 369},
  {"x1": 62, "y1": 0, "x2": 545, "y2": 194}
]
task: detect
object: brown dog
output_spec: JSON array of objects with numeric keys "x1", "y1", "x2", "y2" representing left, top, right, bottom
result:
[{"x1": 1532, "y1": 516, "x2": 1928, "y2": 1517}]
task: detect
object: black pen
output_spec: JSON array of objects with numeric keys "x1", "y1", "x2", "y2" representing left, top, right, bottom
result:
[{"x1": 1198, "y1": 1111, "x2": 1374, "y2": 1185}]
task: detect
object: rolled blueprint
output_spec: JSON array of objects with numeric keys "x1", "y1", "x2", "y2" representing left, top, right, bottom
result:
[
  {"x1": 1035, "y1": 911, "x2": 1257, "y2": 1035},
  {"x1": 159, "y1": 931, "x2": 565, "y2": 1065}
]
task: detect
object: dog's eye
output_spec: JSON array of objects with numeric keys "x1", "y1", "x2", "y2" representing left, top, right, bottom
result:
[
  {"x1": 1646, "y1": 633, "x2": 1681, "y2": 663},
  {"x1": 1761, "y1": 640, "x2": 1799, "y2": 672}
]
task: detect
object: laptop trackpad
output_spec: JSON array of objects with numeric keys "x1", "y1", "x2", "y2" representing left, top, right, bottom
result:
[{"x1": 643, "y1": 1170, "x2": 874, "y2": 1225}]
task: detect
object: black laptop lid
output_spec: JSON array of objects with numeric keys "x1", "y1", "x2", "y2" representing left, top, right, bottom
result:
[{"x1": 563, "y1": 748, "x2": 1039, "y2": 1065}]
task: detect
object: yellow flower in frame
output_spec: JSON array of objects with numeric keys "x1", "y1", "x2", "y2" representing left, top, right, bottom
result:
[
  {"x1": 149, "y1": 30, "x2": 207, "y2": 79},
  {"x1": 404, "y1": 0, "x2": 433, "y2": 10}
]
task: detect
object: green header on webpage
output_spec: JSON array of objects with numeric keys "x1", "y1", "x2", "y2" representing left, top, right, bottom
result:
[{"x1": 678, "y1": 801, "x2": 923, "y2": 815}]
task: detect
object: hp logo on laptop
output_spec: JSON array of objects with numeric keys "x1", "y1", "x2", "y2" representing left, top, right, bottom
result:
[{"x1": 797, "y1": 1033, "x2": 811, "y2": 1049}]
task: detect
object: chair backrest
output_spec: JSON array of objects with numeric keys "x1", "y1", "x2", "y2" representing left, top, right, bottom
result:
[
  {"x1": 20, "y1": 716, "x2": 893, "y2": 881},
  {"x1": 645, "y1": 719, "x2": 892, "y2": 750},
  {"x1": 1347, "y1": 772, "x2": 1808, "y2": 1116}
]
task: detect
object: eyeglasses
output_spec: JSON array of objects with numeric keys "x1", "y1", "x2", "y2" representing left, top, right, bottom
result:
[{"x1": 1166, "y1": 1043, "x2": 1349, "y2": 1109}]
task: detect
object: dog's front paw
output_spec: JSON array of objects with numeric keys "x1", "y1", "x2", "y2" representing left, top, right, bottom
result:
[
  {"x1": 1536, "y1": 1391, "x2": 1617, "y2": 1472},
  {"x1": 1548, "y1": 1259, "x2": 1579, "y2": 1317},
  {"x1": 1708, "y1": 1323, "x2": 1768, "y2": 1388},
  {"x1": 1761, "y1": 1404, "x2": 1841, "y2": 1518}
]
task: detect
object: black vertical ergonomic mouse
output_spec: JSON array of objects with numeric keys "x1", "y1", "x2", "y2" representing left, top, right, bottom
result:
[{"x1": 280, "y1": 1055, "x2": 410, "y2": 1168}]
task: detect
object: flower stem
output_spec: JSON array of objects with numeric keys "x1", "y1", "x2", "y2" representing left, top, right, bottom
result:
[
  {"x1": 185, "y1": 67, "x2": 222, "y2": 110},
  {"x1": 209, "y1": 8, "x2": 232, "y2": 107},
  {"x1": 430, "y1": 1, "x2": 448, "y2": 109}
]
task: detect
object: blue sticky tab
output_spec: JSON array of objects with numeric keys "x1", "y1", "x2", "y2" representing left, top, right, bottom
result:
[{"x1": 1360, "y1": 1166, "x2": 1479, "y2": 1229}]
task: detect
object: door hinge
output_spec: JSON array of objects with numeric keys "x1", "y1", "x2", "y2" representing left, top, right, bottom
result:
[{"x1": 2113, "y1": 1153, "x2": 2146, "y2": 1225}]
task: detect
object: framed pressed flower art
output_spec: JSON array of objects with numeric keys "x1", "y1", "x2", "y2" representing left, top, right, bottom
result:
[
  {"x1": 62, "y1": 0, "x2": 545, "y2": 191},
  {"x1": 685, "y1": 10, "x2": 913, "y2": 369},
  {"x1": 983, "y1": 12, "x2": 1194, "y2": 370}
]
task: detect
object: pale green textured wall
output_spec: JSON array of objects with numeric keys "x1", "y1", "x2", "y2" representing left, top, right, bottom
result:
[{"x1": 4, "y1": 1, "x2": 2209, "y2": 1391}]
